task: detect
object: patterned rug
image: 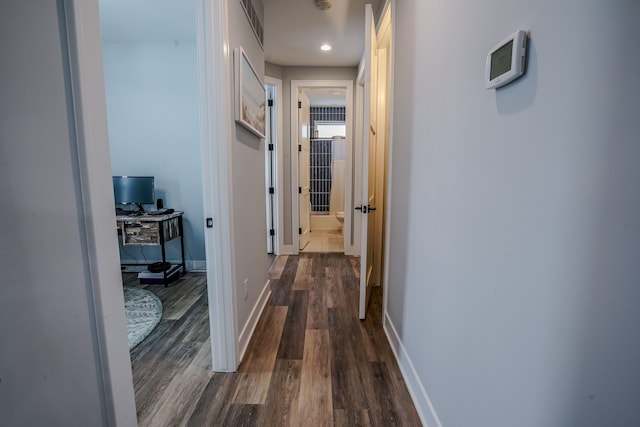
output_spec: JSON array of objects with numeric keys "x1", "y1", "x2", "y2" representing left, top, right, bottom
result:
[{"x1": 123, "y1": 287, "x2": 163, "y2": 349}]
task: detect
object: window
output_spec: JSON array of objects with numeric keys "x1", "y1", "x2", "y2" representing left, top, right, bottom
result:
[{"x1": 315, "y1": 122, "x2": 346, "y2": 139}]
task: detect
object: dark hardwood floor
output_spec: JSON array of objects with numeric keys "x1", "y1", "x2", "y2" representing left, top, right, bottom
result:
[{"x1": 125, "y1": 254, "x2": 422, "y2": 426}]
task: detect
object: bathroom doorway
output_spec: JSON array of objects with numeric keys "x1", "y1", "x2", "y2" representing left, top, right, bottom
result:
[
  {"x1": 290, "y1": 80, "x2": 355, "y2": 255},
  {"x1": 304, "y1": 92, "x2": 346, "y2": 252}
]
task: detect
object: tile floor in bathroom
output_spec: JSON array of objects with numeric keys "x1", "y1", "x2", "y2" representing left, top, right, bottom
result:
[{"x1": 300, "y1": 229, "x2": 344, "y2": 253}]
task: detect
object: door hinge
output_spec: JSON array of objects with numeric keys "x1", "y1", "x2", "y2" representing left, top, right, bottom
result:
[
  {"x1": 268, "y1": 99, "x2": 273, "y2": 107},
  {"x1": 268, "y1": 143, "x2": 274, "y2": 151},
  {"x1": 298, "y1": 101, "x2": 302, "y2": 109},
  {"x1": 298, "y1": 186, "x2": 302, "y2": 194},
  {"x1": 269, "y1": 187, "x2": 275, "y2": 194},
  {"x1": 299, "y1": 227, "x2": 302, "y2": 235},
  {"x1": 269, "y1": 229, "x2": 275, "y2": 236},
  {"x1": 298, "y1": 144, "x2": 302, "y2": 152}
]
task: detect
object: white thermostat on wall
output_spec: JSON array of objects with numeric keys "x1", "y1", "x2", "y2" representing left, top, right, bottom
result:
[{"x1": 485, "y1": 30, "x2": 528, "y2": 89}]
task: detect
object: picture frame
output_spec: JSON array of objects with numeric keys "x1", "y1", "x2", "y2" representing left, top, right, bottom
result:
[{"x1": 234, "y1": 47, "x2": 266, "y2": 138}]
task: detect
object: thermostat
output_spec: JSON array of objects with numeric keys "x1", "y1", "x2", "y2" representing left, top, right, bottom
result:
[{"x1": 485, "y1": 30, "x2": 528, "y2": 89}]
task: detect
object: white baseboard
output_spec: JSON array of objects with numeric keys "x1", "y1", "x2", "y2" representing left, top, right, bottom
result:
[
  {"x1": 310, "y1": 214, "x2": 342, "y2": 231},
  {"x1": 281, "y1": 244, "x2": 298, "y2": 255},
  {"x1": 384, "y1": 312, "x2": 442, "y2": 427},
  {"x1": 238, "y1": 279, "x2": 272, "y2": 362},
  {"x1": 119, "y1": 259, "x2": 206, "y2": 272},
  {"x1": 189, "y1": 260, "x2": 206, "y2": 272}
]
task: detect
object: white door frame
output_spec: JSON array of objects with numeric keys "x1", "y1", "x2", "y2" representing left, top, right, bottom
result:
[
  {"x1": 62, "y1": 0, "x2": 138, "y2": 423},
  {"x1": 354, "y1": 67, "x2": 365, "y2": 257},
  {"x1": 196, "y1": 0, "x2": 238, "y2": 371},
  {"x1": 379, "y1": 0, "x2": 396, "y2": 329},
  {"x1": 65, "y1": 1, "x2": 242, "y2": 423},
  {"x1": 265, "y1": 76, "x2": 285, "y2": 255},
  {"x1": 290, "y1": 80, "x2": 356, "y2": 255},
  {"x1": 298, "y1": 92, "x2": 312, "y2": 251}
]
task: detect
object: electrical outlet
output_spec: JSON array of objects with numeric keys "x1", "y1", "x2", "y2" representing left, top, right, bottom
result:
[{"x1": 243, "y1": 278, "x2": 248, "y2": 301}]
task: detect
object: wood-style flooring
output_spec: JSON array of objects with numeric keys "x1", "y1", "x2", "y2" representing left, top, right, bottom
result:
[{"x1": 125, "y1": 254, "x2": 422, "y2": 426}]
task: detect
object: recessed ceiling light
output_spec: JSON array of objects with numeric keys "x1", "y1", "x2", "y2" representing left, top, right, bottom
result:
[{"x1": 320, "y1": 44, "x2": 332, "y2": 52}]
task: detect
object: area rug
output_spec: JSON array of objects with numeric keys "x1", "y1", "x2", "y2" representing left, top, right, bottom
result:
[{"x1": 123, "y1": 287, "x2": 163, "y2": 349}]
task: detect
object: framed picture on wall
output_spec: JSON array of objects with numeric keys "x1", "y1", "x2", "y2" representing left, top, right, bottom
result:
[{"x1": 234, "y1": 47, "x2": 266, "y2": 138}]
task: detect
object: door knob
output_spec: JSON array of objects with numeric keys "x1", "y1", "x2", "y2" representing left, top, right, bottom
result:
[{"x1": 368, "y1": 205, "x2": 377, "y2": 212}]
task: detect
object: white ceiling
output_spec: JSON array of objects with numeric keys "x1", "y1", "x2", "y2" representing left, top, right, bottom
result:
[
  {"x1": 304, "y1": 88, "x2": 346, "y2": 106},
  {"x1": 99, "y1": 0, "x2": 380, "y2": 66},
  {"x1": 264, "y1": 0, "x2": 377, "y2": 67}
]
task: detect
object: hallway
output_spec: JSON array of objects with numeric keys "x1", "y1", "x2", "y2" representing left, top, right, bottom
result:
[{"x1": 129, "y1": 254, "x2": 421, "y2": 426}]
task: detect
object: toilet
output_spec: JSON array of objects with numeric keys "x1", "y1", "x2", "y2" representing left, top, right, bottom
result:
[{"x1": 335, "y1": 212, "x2": 344, "y2": 230}]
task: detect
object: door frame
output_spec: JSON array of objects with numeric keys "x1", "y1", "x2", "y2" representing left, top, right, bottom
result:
[
  {"x1": 196, "y1": 0, "x2": 238, "y2": 371},
  {"x1": 358, "y1": 2, "x2": 378, "y2": 319},
  {"x1": 63, "y1": 1, "x2": 241, "y2": 423},
  {"x1": 378, "y1": 0, "x2": 396, "y2": 329},
  {"x1": 265, "y1": 76, "x2": 285, "y2": 255},
  {"x1": 297, "y1": 92, "x2": 312, "y2": 251},
  {"x1": 290, "y1": 79, "x2": 355, "y2": 254},
  {"x1": 357, "y1": 0, "x2": 395, "y2": 320},
  {"x1": 62, "y1": 0, "x2": 138, "y2": 423}
]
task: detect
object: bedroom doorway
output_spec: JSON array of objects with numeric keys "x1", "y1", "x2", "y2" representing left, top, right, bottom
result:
[{"x1": 264, "y1": 76, "x2": 284, "y2": 256}]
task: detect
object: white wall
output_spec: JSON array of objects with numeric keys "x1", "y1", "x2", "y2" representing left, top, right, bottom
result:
[
  {"x1": 227, "y1": 0, "x2": 270, "y2": 342},
  {"x1": 0, "y1": 1, "x2": 135, "y2": 425},
  {"x1": 388, "y1": 1, "x2": 640, "y2": 426},
  {"x1": 102, "y1": 41, "x2": 205, "y2": 268}
]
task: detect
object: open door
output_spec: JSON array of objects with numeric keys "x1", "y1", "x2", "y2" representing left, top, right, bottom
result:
[
  {"x1": 265, "y1": 84, "x2": 275, "y2": 254},
  {"x1": 298, "y1": 91, "x2": 312, "y2": 250},
  {"x1": 359, "y1": 4, "x2": 378, "y2": 319}
]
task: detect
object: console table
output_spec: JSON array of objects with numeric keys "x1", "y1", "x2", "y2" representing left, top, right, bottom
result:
[{"x1": 116, "y1": 211, "x2": 186, "y2": 286}]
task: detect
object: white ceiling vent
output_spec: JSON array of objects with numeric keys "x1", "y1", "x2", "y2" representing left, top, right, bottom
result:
[{"x1": 314, "y1": 0, "x2": 332, "y2": 11}]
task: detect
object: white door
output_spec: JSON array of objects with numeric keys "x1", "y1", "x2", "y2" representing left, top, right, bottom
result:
[
  {"x1": 359, "y1": 4, "x2": 378, "y2": 319},
  {"x1": 298, "y1": 91, "x2": 312, "y2": 250}
]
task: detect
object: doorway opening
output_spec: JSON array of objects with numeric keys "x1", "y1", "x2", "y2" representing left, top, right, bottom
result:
[
  {"x1": 265, "y1": 83, "x2": 276, "y2": 255},
  {"x1": 358, "y1": 2, "x2": 394, "y2": 319},
  {"x1": 305, "y1": 103, "x2": 347, "y2": 253},
  {"x1": 264, "y1": 76, "x2": 284, "y2": 258},
  {"x1": 290, "y1": 81, "x2": 355, "y2": 254}
]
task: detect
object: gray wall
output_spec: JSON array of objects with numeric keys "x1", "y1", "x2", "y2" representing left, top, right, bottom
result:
[
  {"x1": 228, "y1": 0, "x2": 270, "y2": 333},
  {"x1": 102, "y1": 41, "x2": 205, "y2": 269},
  {"x1": 266, "y1": 66, "x2": 357, "y2": 246},
  {"x1": 265, "y1": 61, "x2": 283, "y2": 79},
  {"x1": 388, "y1": 0, "x2": 640, "y2": 426},
  {"x1": 0, "y1": 1, "x2": 113, "y2": 425}
]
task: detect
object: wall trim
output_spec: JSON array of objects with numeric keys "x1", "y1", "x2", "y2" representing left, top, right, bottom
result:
[
  {"x1": 62, "y1": 0, "x2": 138, "y2": 424},
  {"x1": 281, "y1": 244, "x2": 298, "y2": 255},
  {"x1": 264, "y1": 76, "x2": 285, "y2": 256},
  {"x1": 119, "y1": 259, "x2": 207, "y2": 271},
  {"x1": 384, "y1": 313, "x2": 442, "y2": 427},
  {"x1": 381, "y1": 0, "x2": 396, "y2": 366},
  {"x1": 197, "y1": 0, "x2": 239, "y2": 372},
  {"x1": 189, "y1": 260, "x2": 207, "y2": 271},
  {"x1": 238, "y1": 279, "x2": 272, "y2": 361}
]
